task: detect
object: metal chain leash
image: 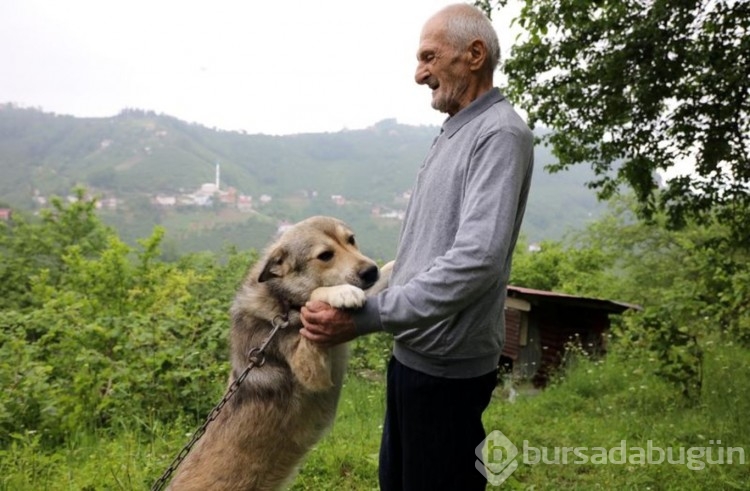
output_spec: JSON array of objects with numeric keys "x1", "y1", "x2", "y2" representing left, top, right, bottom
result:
[{"x1": 150, "y1": 314, "x2": 289, "y2": 491}]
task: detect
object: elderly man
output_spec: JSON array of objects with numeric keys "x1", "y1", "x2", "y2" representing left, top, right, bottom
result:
[{"x1": 301, "y1": 3, "x2": 533, "y2": 489}]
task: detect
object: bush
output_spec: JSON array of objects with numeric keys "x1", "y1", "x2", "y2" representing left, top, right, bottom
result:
[{"x1": 0, "y1": 196, "x2": 256, "y2": 445}]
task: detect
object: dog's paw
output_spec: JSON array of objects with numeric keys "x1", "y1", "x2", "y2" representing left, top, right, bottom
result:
[{"x1": 310, "y1": 285, "x2": 366, "y2": 309}]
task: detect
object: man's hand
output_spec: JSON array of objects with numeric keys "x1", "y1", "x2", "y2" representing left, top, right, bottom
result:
[{"x1": 300, "y1": 300, "x2": 357, "y2": 348}]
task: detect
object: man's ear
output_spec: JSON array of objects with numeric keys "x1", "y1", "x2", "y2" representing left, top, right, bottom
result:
[
  {"x1": 468, "y1": 39, "x2": 487, "y2": 71},
  {"x1": 258, "y1": 247, "x2": 288, "y2": 283}
]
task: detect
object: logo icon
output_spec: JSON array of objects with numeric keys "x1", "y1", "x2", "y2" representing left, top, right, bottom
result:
[{"x1": 475, "y1": 430, "x2": 519, "y2": 486}]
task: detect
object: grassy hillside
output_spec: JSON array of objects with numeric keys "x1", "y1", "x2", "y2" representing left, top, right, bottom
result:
[{"x1": 0, "y1": 103, "x2": 607, "y2": 255}]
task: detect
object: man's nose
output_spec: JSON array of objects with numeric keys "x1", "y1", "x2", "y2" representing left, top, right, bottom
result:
[{"x1": 415, "y1": 64, "x2": 429, "y2": 85}]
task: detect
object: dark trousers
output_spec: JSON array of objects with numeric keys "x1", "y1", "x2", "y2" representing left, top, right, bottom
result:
[{"x1": 379, "y1": 356, "x2": 498, "y2": 491}]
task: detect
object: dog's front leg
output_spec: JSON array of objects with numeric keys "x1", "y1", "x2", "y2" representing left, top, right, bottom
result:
[
  {"x1": 290, "y1": 336, "x2": 335, "y2": 391},
  {"x1": 290, "y1": 284, "x2": 367, "y2": 391}
]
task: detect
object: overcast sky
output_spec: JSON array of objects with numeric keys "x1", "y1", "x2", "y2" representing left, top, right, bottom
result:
[{"x1": 0, "y1": 0, "x2": 521, "y2": 135}]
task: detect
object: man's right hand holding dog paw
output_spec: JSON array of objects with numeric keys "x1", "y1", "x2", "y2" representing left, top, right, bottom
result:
[{"x1": 300, "y1": 302, "x2": 357, "y2": 348}]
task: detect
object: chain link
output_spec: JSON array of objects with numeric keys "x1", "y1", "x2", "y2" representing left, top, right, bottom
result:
[{"x1": 150, "y1": 314, "x2": 289, "y2": 491}]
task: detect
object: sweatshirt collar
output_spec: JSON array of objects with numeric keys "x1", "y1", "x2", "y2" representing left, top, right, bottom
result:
[{"x1": 441, "y1": 87, "x2": 505, "y2": 138}]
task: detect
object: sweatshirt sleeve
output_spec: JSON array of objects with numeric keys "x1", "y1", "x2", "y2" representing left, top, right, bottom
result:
[{"x1": 354, "y1": 127, "x2": 533, "y2": 335}]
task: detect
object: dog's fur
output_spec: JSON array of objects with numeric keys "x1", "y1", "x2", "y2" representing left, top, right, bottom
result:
[{"x1": 167, "y1": 216, "x2": 390, "y2": 491}]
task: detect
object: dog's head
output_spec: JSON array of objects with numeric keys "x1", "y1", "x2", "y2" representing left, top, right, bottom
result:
[{"x1": 256, "y1": 216, "x2": 379, "y2": 306}]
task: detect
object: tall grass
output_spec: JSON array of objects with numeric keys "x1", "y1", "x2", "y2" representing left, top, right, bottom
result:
[
  {"x1": 0, "y1": 378, "x2": 385, "y2": 491},
  {"x1": 483, "y1": 340, "x2": 750, "y2": 489},
  {"x1": 1, "y1": 340, "x2": 748, "y2": 490}
]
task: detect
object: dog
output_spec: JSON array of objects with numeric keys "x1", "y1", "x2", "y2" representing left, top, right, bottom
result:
[{"x1": 167, "y1": 216, "x2": 391, "y2": 491}]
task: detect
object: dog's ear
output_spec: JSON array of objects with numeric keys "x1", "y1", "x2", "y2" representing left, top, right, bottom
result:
[{"x1": 258, "y1": 247, "x2": 288, "y2": 283}]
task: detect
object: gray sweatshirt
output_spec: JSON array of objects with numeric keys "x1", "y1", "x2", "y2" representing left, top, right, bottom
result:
[{"x1": 354, "y1": 88, "x2": 534, "y2": 379}]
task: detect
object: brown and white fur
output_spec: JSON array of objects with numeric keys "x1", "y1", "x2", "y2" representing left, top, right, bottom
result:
[{"x1": 167, "y1": 216, "x2": 391, "y2": 491}]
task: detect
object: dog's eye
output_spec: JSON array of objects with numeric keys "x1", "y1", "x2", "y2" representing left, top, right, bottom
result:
[
  {"x1": 347, "y1": 235, "x2": 356, "y2": 246},
  {"x1": 317, "y1": 251, "x2": 334, "y2": 262}
]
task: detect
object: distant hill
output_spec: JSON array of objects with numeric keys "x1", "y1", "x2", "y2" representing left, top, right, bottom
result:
[{"x1": 0, "y1": 103, "x2": 607, "y2": 259}]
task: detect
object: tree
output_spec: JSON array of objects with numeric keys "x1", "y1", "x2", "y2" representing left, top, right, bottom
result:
[
  {"x1": 485, "y1": 0, "x2": 749, "y2": 235},
  {"x1": 578, "y1": 196, "x2": 750, "y2": 343},
  {"x1": 0, "y1": 188, "x2": 112, "y2": 309},
  {"x1": 509, "y1": 238, "x2": 616, "y2": 296}
]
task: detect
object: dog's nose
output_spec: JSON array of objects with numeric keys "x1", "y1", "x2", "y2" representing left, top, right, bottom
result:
[{"x1": 359, "y1": 264, "x2": 379, "y2": 288}]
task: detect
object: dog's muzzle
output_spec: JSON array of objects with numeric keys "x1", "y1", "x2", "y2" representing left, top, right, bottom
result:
[{"x1": 359, "y1": 264, "x2": 379, "y2": 289}]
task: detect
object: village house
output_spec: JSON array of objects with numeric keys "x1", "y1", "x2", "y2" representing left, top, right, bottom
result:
[
  {"x1": 237, "y1": 195, "x2": 253, "y2": 212},
  {"x1": 153, "y1": 195, "x2": 177, "y2": 206},
  {"x1": 501, "y1": 286, "x2": 638, "y2": 386}
]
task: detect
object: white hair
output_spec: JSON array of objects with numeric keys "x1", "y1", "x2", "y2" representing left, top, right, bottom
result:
[{"x1": 443, "y1": 4, "x2": 501, "y2": 73}]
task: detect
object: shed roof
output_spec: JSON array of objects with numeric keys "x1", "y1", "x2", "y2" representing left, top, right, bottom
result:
[{"x1": 507, "y1": 285, "x2": 639, "y2": 314}]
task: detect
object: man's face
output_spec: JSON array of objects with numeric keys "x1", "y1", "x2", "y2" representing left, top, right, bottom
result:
[{"x1": 415, "y1": 16, "x2": 471, "y2": 116}]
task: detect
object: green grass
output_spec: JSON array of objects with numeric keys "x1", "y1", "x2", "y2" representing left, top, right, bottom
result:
[
  {"x1": 0, "y1": 378, "x2": 386, "y2": 491},
  {"x1": 290, "y1": 377, "x2": 384, "y2": 491},
  {"x1": 483, "y1": 341, "x2": 750, "y2": 490},
  {"x1": 2, "y1": 342, "x2": 749, "y2": 490}
]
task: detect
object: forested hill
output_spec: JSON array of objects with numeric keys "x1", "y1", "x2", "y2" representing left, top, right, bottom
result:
[
  {"x1": 0, "y1": 103, "x2": 606, "y2": 257},
  {"x1": 0, "y1": 104, "x2": 436, "y2": 204}
]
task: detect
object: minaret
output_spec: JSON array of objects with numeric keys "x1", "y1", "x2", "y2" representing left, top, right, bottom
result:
[{"x1": 215, "y1": 163, "x2": 220, "y2": 191}]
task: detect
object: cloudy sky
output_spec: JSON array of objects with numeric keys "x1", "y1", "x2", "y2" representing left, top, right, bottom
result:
[{"x1": 0, "y1": 0, "x2": 521, "y2": 135}]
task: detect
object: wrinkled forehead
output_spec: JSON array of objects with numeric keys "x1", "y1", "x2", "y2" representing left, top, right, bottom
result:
[
  {"x1": 421, "y1": 10, "x2": 450, "y2": 38},
  {"x1": 417, "y1": 17, "x2": 449, "y2": 54}
]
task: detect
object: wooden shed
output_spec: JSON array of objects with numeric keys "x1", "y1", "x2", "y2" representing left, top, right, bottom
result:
[{"x1": 501, "y1": 286, "x2": 637, "y2": 386}]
